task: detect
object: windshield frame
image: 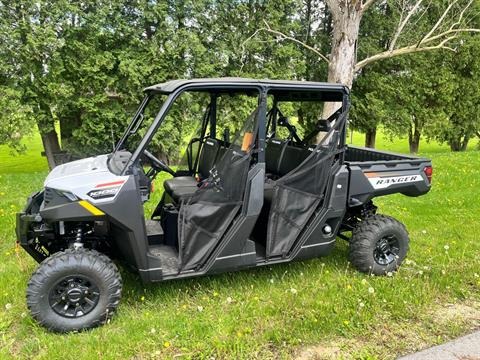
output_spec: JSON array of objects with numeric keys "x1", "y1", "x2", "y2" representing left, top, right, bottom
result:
[{"x1": 111, "y1": 84, "x2": 264, "y2": 175}]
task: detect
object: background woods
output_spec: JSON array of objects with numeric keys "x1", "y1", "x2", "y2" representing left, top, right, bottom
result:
[{"x1": 0, "y1": 0, "x2": 479, "y2": 168}]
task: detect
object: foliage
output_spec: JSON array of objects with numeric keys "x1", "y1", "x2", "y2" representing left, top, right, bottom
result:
[
  {"x1": 0, "y1": 87, "x2": 34, "y2": 152},
  {"x1": 0, "y1": 0, "x2": 479, "y2": 158},
  {"x1": 435, "y1": 35, "x2": 480, "y2": 151}
]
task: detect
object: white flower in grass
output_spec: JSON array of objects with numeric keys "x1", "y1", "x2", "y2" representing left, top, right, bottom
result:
[
  {"x1": 290, "y1": 288, "x2": 298, "y2": 295},
  {"x1": 150, "y1": 328, "x2": 156, "y2": 334},
  {"x1": 368, "y1": 287, "x2": 375, "y2": 294},
  {"x1": 386, "y1": 272, "x2": 393, "y2": 277},
  {"x1": 474, "y1": 273, "x2": 479, "y2": 278},
  {"x1": 418, "y1": 270, "x2": 424, "y2": 275},
  {"x1": 444, "y1": 245, "x2": 450, "y2": 251},
  {"x1": 226, "y1": 297, "x2": 233, "y2": 304},
  {"x1": 405, "y1": 259, "x2": 413, "y2": 265},
  {"x1": 269, "y1": 278, "x2": 274, "y2": 284},
  {"x1": 361, "y1": 279, "x2": 368, "y2": 285},
  {"x1": 359, "y1": 302, "x2": 365, "y2": 308},
  {"x1": 4, "y1": 303, "x2": 12, "y2": 311},
  {"x1": 421, "y1": 230, "x2": 427, "y2": 234},
  {"x1": 441, "y1": 270, "x2": 446, "y2": 275},
  {"x1": 197, "y1": 305, "x2": 204, "y2": 312}
]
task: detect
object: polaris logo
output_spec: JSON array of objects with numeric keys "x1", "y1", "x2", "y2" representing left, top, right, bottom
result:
[
  {"x1": 368, "y1": 174, "x2": 422, "y2": 189},
  {"x1": 87, "y1": 187, "x2": 119, "y2": 199}
]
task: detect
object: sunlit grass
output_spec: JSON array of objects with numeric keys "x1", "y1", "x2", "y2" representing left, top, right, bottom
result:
[{"x1": 0, "y1": 130, "x2": 478, "y2": 359}]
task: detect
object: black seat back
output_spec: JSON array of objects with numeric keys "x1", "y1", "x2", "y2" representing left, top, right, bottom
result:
[
  {"x1": 265, "y1": 139, "x2": 286, "y2": 175},
  {"x1": 277, "y1": 145, "x2": 311, "y2": 177},
  {"x1": 198, "y1": 138, "x2": 219, "y2": 178}
]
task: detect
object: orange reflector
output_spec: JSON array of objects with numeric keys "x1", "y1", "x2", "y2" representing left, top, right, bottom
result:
[{"x1": 241, "y1": 132, "x2": 254, "y2": 152}]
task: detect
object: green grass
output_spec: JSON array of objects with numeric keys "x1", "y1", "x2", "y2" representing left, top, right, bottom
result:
[
  {"x1": 0, "y1": 132, "x2": 48, "y2": 174},
  {"x1": 0, "y1": 132, "x2": 479, "y2": 359}
]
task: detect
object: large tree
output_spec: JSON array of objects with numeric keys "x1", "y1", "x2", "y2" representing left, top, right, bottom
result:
[{"x1": 251, "y1": 0, "x2": 480, "y2": 141}]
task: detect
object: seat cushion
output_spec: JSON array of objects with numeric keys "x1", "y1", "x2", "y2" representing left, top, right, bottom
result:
[
  {"x1": 164, "y1": 176, "x2": 198, "y2": 194},
  {"x1": 164, "y1": 176, "x2": 199, "y2": 203},
  {"x1": 171, "y1": 186, "x2": 198, "y2": 203}
]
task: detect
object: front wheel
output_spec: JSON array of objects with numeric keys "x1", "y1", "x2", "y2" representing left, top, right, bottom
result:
[
  {"x1": 349, "y1": 214, "x2": 409, "y2": 275},
  {"x1": 26, "y1": 249, "x2": 122, "y2": 332}
]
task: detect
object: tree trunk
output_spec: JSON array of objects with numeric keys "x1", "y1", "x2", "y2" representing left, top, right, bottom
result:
[
  {"x1": 408, "y1": 127, "x2": 421, "y2": 154},
  {"x1": 318, "y1": 1, "x2": 363, "y2": 143},
  {"x1": 450, "y1": 134, "x2": 471, "y2": 152},
  {"x1": 365, "y1": 128, "x2": 376, "y2": 148},
  {"x1": 461, "y1": 136, "x2": 470, "y2": 151},
  {"x1": 41, "y1": 129, "x2": 62, "y2": 170},
  {"x1": 322, "y1": 1, "x2": 362, "y2": 117}
]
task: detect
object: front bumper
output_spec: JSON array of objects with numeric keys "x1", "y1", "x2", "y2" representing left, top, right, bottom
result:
[
  {"x1": 15, "y1": 190, "x2": 49, "y2": 263},
  {"x1": 16, "y1": 212, "x2": 47, "y2": 263}
]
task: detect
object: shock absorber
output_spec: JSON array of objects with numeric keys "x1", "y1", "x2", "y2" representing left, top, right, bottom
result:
[{"x1": 72, "y1": 226, "x2": 84, "y2": 250}]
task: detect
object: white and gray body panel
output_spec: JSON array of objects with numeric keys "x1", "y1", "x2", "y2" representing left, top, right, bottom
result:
[{"x1": 44, "y1": 155, "x2": 129, "y2": 204}]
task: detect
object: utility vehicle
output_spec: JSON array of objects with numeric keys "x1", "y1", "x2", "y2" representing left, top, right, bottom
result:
[{"x1": 16, "y1": 78, "x2": 432, "y2": 332}]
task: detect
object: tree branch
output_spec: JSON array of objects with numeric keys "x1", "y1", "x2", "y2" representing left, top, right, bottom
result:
[
  {"x1": 419, "y1": 0, "x2": 458, "y2": 44},
  {"x1": 390, "y1": 0, "x2": 423, "y2": 51},
  {"x1": 356, "y1": 37, "x2": 456, "y2": 70},
  {"x1": 421, "y1": 28, "x2": 480, "y2": 44},
  {"x1": 356, "y1": 0, "x2": 479, "y2": 71},
  {"x1": 241, "y1": 20, "x2": 330, "y2": 65}
]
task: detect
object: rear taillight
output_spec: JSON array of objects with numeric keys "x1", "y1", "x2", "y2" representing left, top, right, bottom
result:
[{"x1": 423, "y1": 166, "x2": 433, "y2": 184}]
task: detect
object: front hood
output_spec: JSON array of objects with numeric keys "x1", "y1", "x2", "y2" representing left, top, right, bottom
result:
[
  {"x1": 44, "y1": 155, "x2": 130, "y2": 203},
  {"x1": 45, "y1": 155, "x2": 110, "y2": 186}
]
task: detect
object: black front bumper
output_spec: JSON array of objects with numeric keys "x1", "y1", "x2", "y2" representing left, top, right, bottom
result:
[
  {"x1": 16, "y1": 191, "x2": 48, "y2": 263},
  {"x1": 16, "y1": 212, "x2": 47, "y2": 263}
]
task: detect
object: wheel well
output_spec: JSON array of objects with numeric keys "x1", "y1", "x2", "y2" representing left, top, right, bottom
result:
[
  {"x1": 25, "y1": 219, "x2": 115, "y2": 261},
  {"x1": 339, "y1": 201, "x2": 378, "y2": 238}
]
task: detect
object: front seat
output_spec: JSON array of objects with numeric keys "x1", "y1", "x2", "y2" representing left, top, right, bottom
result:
[{"x1": 163, "y1": 138, "x2": 220, "y2": 202}]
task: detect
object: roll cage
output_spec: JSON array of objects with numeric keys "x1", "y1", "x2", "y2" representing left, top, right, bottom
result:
[{"x1": 109, "y1": 78, "x2": 350, "y2": 176}]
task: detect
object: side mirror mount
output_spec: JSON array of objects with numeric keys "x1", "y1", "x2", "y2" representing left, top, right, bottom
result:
[
  {"x1": 316, "y1": 119, "x2": 331, "y2": 132},
  {"x1": 278, "y1": 116, "x2": 289, "y2": 126}
]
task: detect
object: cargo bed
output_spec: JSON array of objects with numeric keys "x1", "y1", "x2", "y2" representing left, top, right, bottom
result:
[{"x1": 344, "y1": 145, "x2": 432, "y2": 206}]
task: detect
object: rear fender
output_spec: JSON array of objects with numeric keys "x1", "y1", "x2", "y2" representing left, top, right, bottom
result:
[{"x1": 348, "y1": 160, "x2": 432, "y2": 206}]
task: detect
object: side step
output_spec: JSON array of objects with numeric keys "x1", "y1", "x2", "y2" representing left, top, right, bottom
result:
[
  {"x1": 146, "y1": 219, "x2": 164, "y2": 245},
  {"x1": 149, "y1": 245, "x2": 179, "y2": 275}
]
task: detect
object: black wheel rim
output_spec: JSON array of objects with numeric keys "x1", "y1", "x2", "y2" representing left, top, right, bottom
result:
[
  {"x1": 48, "y1": 275, "x2": 100, "y2": 318},
  {"x1": 373, "y1": 235, "x2": 400, "y2": 265}
]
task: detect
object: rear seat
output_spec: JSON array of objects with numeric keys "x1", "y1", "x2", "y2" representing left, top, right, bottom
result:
[
  {"x1": 265, "y1": 139, "x2": 312, "y2": 179},
  {"x1": 265, "y1": 138, "x2": 287, "y2": 177},
  {"x1": 164, "y1": 138, "x2": 220, "y2": 202},
  {"x1": 264, "y1": 139, "x2": 313, "y2": 203}
]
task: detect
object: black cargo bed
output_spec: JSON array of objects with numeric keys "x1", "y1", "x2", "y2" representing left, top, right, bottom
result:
[{"x1": 345, "y1": 145, "x2": 428, "y2": 166}]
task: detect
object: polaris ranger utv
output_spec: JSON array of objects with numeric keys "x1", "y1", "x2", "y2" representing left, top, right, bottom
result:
[{"x1": 16, "y1": 78, "x2": 432, "y2": 332}]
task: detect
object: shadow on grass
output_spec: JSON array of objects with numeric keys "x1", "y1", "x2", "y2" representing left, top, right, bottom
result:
[{"x1": 119, "y1": 238, "x2": 351, "y2": 304}]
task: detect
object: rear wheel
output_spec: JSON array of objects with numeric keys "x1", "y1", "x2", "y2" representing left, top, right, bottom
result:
[
  {"x1": 349, "y1": 214, "x2": 409, "y2": 275},
  {"x1": 27, "y1": 249, "x2": 122, "y2": 332}
]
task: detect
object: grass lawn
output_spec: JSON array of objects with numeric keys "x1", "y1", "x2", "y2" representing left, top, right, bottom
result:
[{"x1": 0, "y1": 131, "x2": 479, "y2": 359}]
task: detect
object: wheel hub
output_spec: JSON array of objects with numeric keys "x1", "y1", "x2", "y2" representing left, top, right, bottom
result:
[
  {"x1": 66, "y1": 288, "x2": 83, "y2": 303},
  {"x1": 373, "y1": 235, "x2": 400, "y2": 266},
  {"x1": 49, "y1": 275, "x2": 100, "y2": 318}
]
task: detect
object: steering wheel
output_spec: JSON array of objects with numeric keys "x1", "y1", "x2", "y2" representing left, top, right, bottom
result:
[{"x1": 143, "y1": 149, "x2": 175, "y2": 176}]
